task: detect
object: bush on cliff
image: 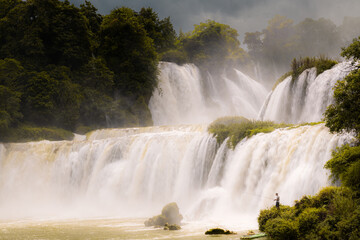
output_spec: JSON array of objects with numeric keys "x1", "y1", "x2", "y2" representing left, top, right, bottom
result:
[{"x1": 208, "y1": 116, "x2": 290, "y2": 148}]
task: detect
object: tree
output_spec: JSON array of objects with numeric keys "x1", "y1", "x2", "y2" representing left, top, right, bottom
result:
[
  {"x1": 180, "y1": 20, "x2": 248, "y2": 71},
  {"x1": 138, "y1": 7, "x2": 176, "y2": 53},
  {"x1": 341, "y1": 36, "x2": 360, "y2": 62},
  {"x1": 262, "y1": 15, "x2": 295, "y2": 66},
  {"x1": 325, "y1": 37, "x2": 360, "y2": 136},
  {"x1": 0, "y1": 0, "x2": 92, "y2": 69},
  {"x1": 324, "y1": 37, "x2": 360, "y2": 192},
  {"x1": 99, "y1": 7, "x2": 158, "y2": 102},
  {"x1": 80, "y1": 0, "x2": 102, "y2": 52},
  {"x1": 295, "y1": 18, "x2": 341, "y2": 57},
  {"x1": 0, "y1": 85, "x2": 22, "y2": 131},
  {"x1": 243, "y1": 31, "x2": 263, "y2": 59}
]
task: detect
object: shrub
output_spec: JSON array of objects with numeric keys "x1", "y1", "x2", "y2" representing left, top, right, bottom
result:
[
  {"x1": 337, "y1": 206, "x2": 360, "y2": 240},
  {"x1": 258, "y1": 205, "x2": 294, "y2": 231},
  {"x1": 325, "y1": 145, "x2": 360, "y2": 189},
  {"x1": 208, "y1": 117, "x2": 290, "y2": 148},
  {"x1": 291, "y1": 56, "x2": 337, "y2": 80},
  {"x1": 264, "y1": 218, "x2": 298, "y2": 240},
  {"x1": 298, "y1": 208, "x2": 325, "y2": 234}
]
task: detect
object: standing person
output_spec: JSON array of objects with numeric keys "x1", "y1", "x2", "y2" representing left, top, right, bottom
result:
[{"x1": 274, "y1": 193, "x2": 280, "y2": 209}]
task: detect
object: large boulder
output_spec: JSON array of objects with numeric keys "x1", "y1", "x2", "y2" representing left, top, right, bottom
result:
[{"x1": 144, "y1": 202, "x2": 183, "y2": 227}]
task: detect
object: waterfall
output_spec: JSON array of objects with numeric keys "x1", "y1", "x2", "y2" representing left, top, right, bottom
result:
[
  {"x1": 149, "y1": 62, "x2": 268, "y2": 125},
  {"x1": 0, "y1": 124, "x2": 351, "y2": 226},
  {"x1": 259, "y1": 62, "x2": 354, "y2": 123},
  {"x1": 0, "y1": 60, "x2": 355, "y2": 232}
]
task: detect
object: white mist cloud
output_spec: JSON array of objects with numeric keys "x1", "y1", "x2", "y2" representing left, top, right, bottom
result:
[{"x1": 70, "y1": 0, "x2": 360, "y2": 41}]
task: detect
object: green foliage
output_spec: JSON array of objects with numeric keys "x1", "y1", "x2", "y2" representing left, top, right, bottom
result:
[
  {"x1": 325, "y1": 38, "x2": 360, "y2": 139},
  {"x1": 208, "y1": 117, "x2": 290, "y2": 148},
  {"x1": 99, "y1": 7, "x2": 158, "y2": 102},
  {"x1": 325, "y1": 68, "x2": 360, "y2": 137},
  {"x1": 138, "y1": 7, "x2": 176, "y2": 53},
  {"x1": 259, "y1": 187, "x2": 359, "y2": 240},
  {"x1": 291, "y1": 56, "x2": 337, "y2": 80},
  {"x1": 160, "y1": 49, "x2": 187, "y2": 65},
  {"x1": 271, "y1": 56, "x2": 337, "y2": 90},
  {"x1": 0, "y1": 0, "x2": 92, "y2": 69},
  {"x1": 0, "y1": 125, "x2": 73, "y2": 142},
  {"x1": 341, "y1": 36, "x2": 360, "y2": 62},
  {"x1": 177, "y1": 20, "x2": 248, "y2": 72},
  {"x1": 264, "y1": 218, "x2": 298, "y2": 240},
  {"x1": 325, "y1": 145, "x2": 360, "y2": 191},
  {"x1": 297, "y1": 208, "x2": 325, "y2": 234},
  {"x1": 0, "y1": 1, "x2": 178, "y2": 141}
]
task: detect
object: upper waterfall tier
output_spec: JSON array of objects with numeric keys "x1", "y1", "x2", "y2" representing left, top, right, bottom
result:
[
  {"x1": 0, "y1": 124, "x2": 352, "y2": 225},
  {"x1": 149, "y1": 62, "x2": 268, "y2": 125},
  {"x1": 259, "y1": 62, "x2": 354, "y2": 123}
]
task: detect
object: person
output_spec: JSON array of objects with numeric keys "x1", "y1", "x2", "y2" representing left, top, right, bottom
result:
[{"x1": 274, "y1": 193, "x2": 280, "y2": 209}]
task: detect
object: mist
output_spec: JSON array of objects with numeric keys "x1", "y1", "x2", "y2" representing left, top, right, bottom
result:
[{"x1": 70, "y1": 0, "x2": 360, "y2": 39}]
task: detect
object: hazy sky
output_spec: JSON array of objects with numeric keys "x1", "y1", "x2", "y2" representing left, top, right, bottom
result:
[{"x1": 69, "y1": 0, "x2": 360, "y2": 40}]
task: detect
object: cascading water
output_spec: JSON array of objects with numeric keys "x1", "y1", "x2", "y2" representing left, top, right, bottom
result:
[
  {"x1": 149, "y1": 62, "x2": 268, "y2": 125},
  {"x1": 0, "y1": 124, "x2": 351, "y2": 228},
  {"x1": 259, "y1": 62, "x2": 354, "y2": 123},
  {"x1": 0, "y1": 61, "x2": 355, "y2": 236}
]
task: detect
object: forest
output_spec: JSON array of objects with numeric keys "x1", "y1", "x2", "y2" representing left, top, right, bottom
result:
[{"x1": 0, "y1": 0, "x2": 360, "y2": 142}]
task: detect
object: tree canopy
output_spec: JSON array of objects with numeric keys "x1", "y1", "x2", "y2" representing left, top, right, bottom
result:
[{"x1": 0, "y1": 0, "x2": 176, "y2": 140}]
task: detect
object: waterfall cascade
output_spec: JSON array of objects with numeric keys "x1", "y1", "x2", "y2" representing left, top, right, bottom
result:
[
  {"x1": 0, "y1": 124, "x2": 351, "y2": 226},
  {"x1": 0, "y1": 61, "x2": 355, "y2": 229},
  {"x1": 259, "y1": 62, "x2": 354, "y2": 123},
  {"x1": 149, "y1": 62, "x2": 267, "y2": 125}
]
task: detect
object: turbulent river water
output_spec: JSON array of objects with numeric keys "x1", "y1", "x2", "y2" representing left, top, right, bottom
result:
[{"x1": 0, "y1": 62, "x2": 354, "y2": 239}]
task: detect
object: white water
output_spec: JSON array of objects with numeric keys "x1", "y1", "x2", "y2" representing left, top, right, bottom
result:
[
  {"x1": 149, "y1": 62, "x2": 267, "y2": 125},
  {"x1": 0, "y1": 124, "x2": 351, "y2": 228},
  {"x1": 259, "y1": 62, "x2": 354, "y2": 123},
  {"x1": 0, "y1": 61, "x2": 355, "y2": 234}
]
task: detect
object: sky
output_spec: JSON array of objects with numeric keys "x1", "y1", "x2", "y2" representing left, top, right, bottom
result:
[{"x1": 69, "y1": 0, "x2": 360, "y2": 41}]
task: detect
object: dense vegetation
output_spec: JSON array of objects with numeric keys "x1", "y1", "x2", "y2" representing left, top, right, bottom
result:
[
  {"x1": 0, "y1": 0, "x2": 176, "y2": 141},
  {"x1": 258, "y1": 37, "x2": 360, "y2": 239},
  {"x1": 208, "y1": 116, "x2": 290, "y2": 149},
  {"x1": 258, "y1": 187, "x2": 359, "y2": 240}
]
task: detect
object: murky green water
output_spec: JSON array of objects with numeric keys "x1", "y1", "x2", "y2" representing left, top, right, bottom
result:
[{"x1": 0, "y1": 218, "x2": 261, "y2": 240}]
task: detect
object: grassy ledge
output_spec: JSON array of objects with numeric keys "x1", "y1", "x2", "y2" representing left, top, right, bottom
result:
[
  {"x1": 208, "y1": 116, "x2": 291, "y2": 149},
  {"x1": 272, "y1": 56, "x2": 337, "y2": 90},
  {"x1": 0, "y1": 125, "x2": 74, "y2": 143}
]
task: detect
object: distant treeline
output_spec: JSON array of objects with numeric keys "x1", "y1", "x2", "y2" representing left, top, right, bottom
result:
[{"x1": 0, "y1": 0, "x2": 360, "y2": 140}]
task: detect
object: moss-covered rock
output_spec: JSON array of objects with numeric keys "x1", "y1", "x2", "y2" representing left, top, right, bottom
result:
[
  {"x1": 205, "y1": 228, "x2": 236, "y2": 235},
  {"x1": 163, "y1": 223, "x2": 181, "y2": 230},
  {"x1": 144, "y1": 202, "x2": 183, "y2": 227}
]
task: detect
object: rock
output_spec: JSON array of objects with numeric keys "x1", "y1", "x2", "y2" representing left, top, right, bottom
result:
[
  {"x1": 144, "y1": 202, "x2": 183, "y2": 227},
  {"x1": 164, "y1": 223, "x2": 181, "y2": 230},
  {"x1": 161, "y1": 202, "x2": 183, "y2": 225},
  {"x1": 205, "y1": 228, "x2": 236, "y2": 235}
]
